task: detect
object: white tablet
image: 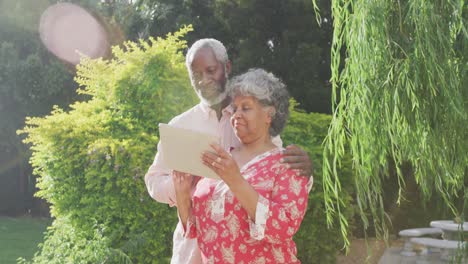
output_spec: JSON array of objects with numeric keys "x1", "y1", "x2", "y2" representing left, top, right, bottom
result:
[{"x1": 158, "y1": 123, "x2": 220, "y2": 179}]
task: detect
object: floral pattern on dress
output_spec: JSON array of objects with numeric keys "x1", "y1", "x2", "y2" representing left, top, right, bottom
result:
[{"x1": 186, "y1": 148, "x2": 313, "y2": 263}]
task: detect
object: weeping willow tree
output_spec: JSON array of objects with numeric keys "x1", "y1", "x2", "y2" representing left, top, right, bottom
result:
[{"x1": 320, "y1": 0, "x2": 467, "y2": 247}]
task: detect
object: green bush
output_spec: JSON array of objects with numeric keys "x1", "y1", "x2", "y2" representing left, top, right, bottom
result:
[
  {"x1": 283, "y1": 101, "x2": 356, "y2": 264},
  {"x1": 19, "y1": 26, "x2": 197, "y2": 263},
  {"x1": 20, "y1": 26, "x2": 356, "y2": 263}
]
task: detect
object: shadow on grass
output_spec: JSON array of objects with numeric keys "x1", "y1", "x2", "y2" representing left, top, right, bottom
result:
[{"x1": 0, "y1": 216, "x2": 51, "y2": 264}]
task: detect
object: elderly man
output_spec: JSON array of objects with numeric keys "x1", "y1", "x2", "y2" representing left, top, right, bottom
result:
[{"x1": 145, "y1": 38, "x2": 312, "y2": 264}]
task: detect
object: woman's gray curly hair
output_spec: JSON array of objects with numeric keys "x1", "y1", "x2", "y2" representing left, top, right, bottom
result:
[{"x1": 228, "y1": 68, "x2": 289, "y2": 137}]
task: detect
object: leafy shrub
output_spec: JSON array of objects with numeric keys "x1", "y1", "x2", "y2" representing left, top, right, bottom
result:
[
  {"x1": 19, "y1": 26, "x2": 197, "y2": 263},
  {"x1": 18, "y1": 216, "x2": 132, "y2": 264}
]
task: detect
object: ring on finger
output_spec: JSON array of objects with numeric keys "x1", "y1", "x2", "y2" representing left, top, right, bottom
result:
[
  {"x1": 211, "y1": 161, "x2": 216, "y2": 167},
  {"x1": 216, "y1": 157, "x2": 222, "y2": 163}
]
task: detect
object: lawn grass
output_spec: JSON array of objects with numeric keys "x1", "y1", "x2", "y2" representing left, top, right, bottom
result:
[{"x1": 0, "y1": 217, "x2": 51, "y2": 264}]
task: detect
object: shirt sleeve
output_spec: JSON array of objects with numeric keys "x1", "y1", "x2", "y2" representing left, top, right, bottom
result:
[
  {"x1": 248, "y1": 166, "x2": 312, "y2": 243},
  {"x1": 145, "y1": 114, "x2": 189, "y2": 206},
  {"x1": 144, "y1": 140, "x2": 177, "y2": 206}
]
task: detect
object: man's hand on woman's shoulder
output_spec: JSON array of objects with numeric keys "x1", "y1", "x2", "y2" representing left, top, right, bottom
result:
[{"x1": 281, "y1": 144, "x2": 313, "y2": 177}]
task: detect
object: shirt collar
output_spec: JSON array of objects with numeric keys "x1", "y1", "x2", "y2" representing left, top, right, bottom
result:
[
  {"x1": 199, "y1": 101, "x2": 212, "y2": 115},
  {"x1": 198, "y1": 102, "x2": 233, "y2": 120}
]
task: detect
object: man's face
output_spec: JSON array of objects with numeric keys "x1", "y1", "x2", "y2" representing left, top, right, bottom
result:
[{"x1": 190, "y1": 48, "x2": 229, "y2": 105}]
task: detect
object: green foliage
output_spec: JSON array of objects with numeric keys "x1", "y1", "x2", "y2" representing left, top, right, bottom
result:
[
  {"x1": 321, "y1": 0, "x2": 467, "y2": 248},
  {"x1": 283, "y1": 100, "x2": 356, "y2": 263},
  {"x1": 212, "y1": 0, "x2": 333, "y2": 113},
  {"x1": 19, "y1": 26, "x2": 197, "y2": 263}
]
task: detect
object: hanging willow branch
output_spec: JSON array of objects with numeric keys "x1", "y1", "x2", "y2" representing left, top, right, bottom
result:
[{"x1": 320, "y1": 0, "x2": 467, "y2": 247}]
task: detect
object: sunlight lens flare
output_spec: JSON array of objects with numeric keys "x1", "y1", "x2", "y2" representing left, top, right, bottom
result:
[{"x1": 39, "y1": 3, "x2": 109, "y2": 65}]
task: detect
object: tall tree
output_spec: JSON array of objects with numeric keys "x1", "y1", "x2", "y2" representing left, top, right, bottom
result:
[
  {"x1": 0, "y1": 0, "x2": 136, "y2": 214},
  {"x1": 213, "y1": 0, "x2": 333, "y2": 113},
  {"x1": 0, "y1": 0, "x2": 78, "y2": 214},
  {"x1": 123, "y1": 0, "x2": 334, "y2": 113},
  {"x1": 321, "y1": 0, "x2": 467, "y2": 247}
]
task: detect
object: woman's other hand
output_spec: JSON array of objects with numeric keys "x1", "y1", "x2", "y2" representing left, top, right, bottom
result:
[{"x1": 172, "y1": 171, "x2": 192, "y2": 201}]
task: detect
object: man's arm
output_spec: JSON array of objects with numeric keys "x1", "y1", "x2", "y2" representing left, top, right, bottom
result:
[{"x1": 144, "y1": 141, "x2": 177, "y2": 206}]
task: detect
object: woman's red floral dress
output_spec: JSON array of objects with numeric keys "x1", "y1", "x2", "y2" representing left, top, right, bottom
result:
[{"x1": 185, "y1": 148, "x2": 313, "y2": 264}]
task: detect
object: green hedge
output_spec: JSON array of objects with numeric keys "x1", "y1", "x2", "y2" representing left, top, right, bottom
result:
[{"x1": 20, "y1": 27, "x2": 355, "y2": 263}]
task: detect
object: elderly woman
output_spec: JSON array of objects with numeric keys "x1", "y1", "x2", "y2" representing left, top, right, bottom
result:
[{"x1": 173, "y1": 68, "x2": 313, "y2": 264}]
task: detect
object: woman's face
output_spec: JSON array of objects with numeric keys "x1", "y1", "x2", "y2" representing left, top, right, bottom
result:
[{"x1": 230, "y1": 95, "x2": 272, "y2": 144}]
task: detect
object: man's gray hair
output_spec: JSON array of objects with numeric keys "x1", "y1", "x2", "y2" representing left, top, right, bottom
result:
[
  {"x1": 228, "y1": 68, "x2": 290, "y2": 137},
  {"x1": 185, "y1": 38, "x2": 228, "y2": 76}
]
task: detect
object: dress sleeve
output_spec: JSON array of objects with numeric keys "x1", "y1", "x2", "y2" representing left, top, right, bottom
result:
[{"x1": 248, "y1": 165, "x2": 312, "y2": 243}]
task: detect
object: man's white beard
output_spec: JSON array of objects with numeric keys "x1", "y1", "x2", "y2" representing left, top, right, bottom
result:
[
  {"x1": 192, "y1": 71, "x2": 230, "y2": 106},
  {"x1": 197, "y1": 89, "x2": 228, "y2": 106}
]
